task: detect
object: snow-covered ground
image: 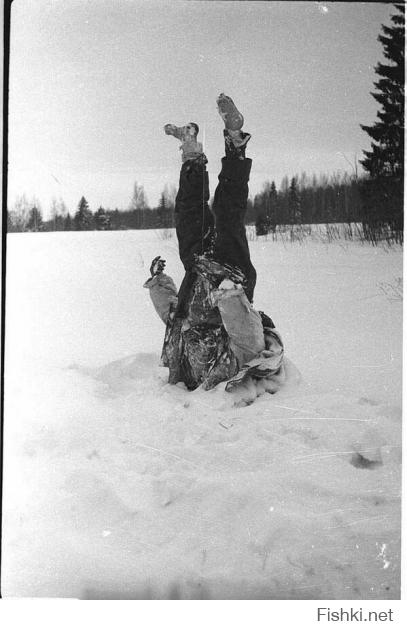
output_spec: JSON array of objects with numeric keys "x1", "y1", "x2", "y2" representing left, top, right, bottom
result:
[{"x1": 2, "y1": 228, "x2": 402, "y2": 599}]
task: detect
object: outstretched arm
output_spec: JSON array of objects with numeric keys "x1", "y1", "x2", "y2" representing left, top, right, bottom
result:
[{"x1": 143, "y1": 257, "x2": 178, "y2": 324}]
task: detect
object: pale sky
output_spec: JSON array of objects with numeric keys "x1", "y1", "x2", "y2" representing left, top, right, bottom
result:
[{"x1": 8, "y1": 0, "x2": 394, "y2": 217}]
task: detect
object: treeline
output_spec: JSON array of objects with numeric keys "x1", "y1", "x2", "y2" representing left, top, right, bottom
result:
[
  {"x1": 252, "y1": 171, "x2": 363, "y2": 235},
  {"x1": 7, "y1": 202, "x2": 176, "y2": 233},
  {"x1": 6, "y1": 182, "x2": 178, "y2": 233},
  {"x1": 8, "y1": 172, "x2": 367, "y2": 233}
]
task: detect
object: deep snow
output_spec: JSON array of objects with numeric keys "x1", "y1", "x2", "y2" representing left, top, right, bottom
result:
[{"x1": 2, "y1": 228, "x2": 402, "y2": 599}]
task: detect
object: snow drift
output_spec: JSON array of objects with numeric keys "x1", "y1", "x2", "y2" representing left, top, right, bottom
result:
[{"x1": 2, "y1": 229, "x2": 402, "y2": 599}]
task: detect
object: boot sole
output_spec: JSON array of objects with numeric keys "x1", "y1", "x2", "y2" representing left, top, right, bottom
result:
[{"x1": 217, "y1": 94, "x2": 244, "y2": 131}]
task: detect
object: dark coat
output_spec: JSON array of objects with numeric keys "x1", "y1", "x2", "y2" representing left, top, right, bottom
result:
[{"x1": 145, "y1": 270, "x2": 285, "y2": 395}]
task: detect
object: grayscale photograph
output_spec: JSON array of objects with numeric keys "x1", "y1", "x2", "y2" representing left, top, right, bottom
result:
[{"x1": 1, "y1": 0, "x2": 403, "y2": 601}]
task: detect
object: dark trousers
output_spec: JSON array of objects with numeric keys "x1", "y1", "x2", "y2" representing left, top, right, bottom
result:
[{"x1": 175, "y1": 157, "x2": 256, "y2": 314}]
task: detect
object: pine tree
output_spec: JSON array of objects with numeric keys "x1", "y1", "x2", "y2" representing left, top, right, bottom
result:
[
  {"x1": 111, "y1": 209, "x2": 121, "y2": 230},
  {"x1": 254, "y1": 181, "x2": 279, "y2": 235},
  {"x1": 64, "y1": 212, "x2": 72, "y2": 231},
  {"x1": 26, "y1": 205, "x2": 43, "y2": 231},
  {"x1": 288, "y1": 177, "x2": 301, "y2": 224},
  {"x1": 74, "y1": 196, "x2": 93, "y2": 230},
  {"x1": 162, "y1": 183, "x2": 177, "y2": 228},
  {"x1": 255, "y1": 210, "x2": 269, "y2": 236},
  {"x1": 157, "y1": 192, "x2": 168, "y2": 228},
  {"x1": 359, "y1": 3, "x2": 404, "y2": 238},
  {"x1": 254, "y1": 188, "x2": 268, "y2": 236},
  {"x1": 361, "y1": 4, "x2": 404, "y2": 178},
  {"x1": 268, "y1": 181, "x2": 278, "y2": 231},
  {"x1": 94, "y1": 206, "x2": 111, "y2": 230}
]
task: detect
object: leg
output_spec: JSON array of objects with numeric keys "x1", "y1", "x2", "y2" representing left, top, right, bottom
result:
[
  {"x1": 165, "y1": 123, "x2": 215, "y2": 317},
  {"x1": 175, "y1": 160, "x2": 215, "y2": 318},
  {"x1": 212, "y1": 94, "x2": 256, "y2": 303},
  {"x1": 164, "y1": 121, "x2": 214, "y2": 269},
  {"x1": 174, "y1": 158, "x2": 214, "y2": 271},
  {"x1": 212, "y1": 157, "x2": 256, "y2": 303}
]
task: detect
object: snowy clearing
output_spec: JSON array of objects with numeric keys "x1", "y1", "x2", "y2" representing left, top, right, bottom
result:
[{"x1": 2, "y1": 229, "x2": 402, "y2": 599}]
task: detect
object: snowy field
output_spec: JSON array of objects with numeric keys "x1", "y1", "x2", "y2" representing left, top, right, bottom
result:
[{"x1": 2, "y1": 228, "x2": 402, "y2": 599}]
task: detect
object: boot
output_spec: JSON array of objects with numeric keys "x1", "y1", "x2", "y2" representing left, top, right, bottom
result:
[
  {"x1": 164, "y1": 122, "x2": 204, "y2": 163},
  {"x1": 216, "y1": 93, "x2": 244, "y2": 130}
]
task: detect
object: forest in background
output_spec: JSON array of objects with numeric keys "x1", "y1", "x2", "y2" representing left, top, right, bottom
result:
[
  {"x1": 6, "y1": 169, "x2": 364, "y2": 232},
  {"x1": 7, "y1": 4, "x2": 404, "y2": 246}
]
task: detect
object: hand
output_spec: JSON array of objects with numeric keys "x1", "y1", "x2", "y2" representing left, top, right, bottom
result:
[{"x1": 150, "y1": 256, "x2": 166, "y2": 277}]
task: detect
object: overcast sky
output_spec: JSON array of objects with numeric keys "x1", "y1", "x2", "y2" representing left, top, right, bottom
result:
[{"x1": 8, "y1": 0, "x2": 394, "y2": 216}]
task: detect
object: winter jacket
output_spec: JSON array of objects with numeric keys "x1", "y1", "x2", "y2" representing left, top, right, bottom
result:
[{"x1": 144, "y1": 270, "x2": 285, "y2": 399}]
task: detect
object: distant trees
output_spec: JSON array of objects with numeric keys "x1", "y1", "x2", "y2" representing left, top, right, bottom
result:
[
  {"x1": 268, "y1": 181, "x2": 278, "y2": 228},
  {"x1": 255, "y1": 181, "x2": 278, "y2": 236},
  {"x1": 157, "y1": 192, "x2": 168, "y2": 228},
  {"x1": 64, "y1": 213, "x2": 73, "y2": 231},
  {"x1": 359, "y1": 2, "x2": 404, "y2": 241},
  {"x1": 253, "y1": 171, "x2": 363, "y2": 234},
  {"x1": 129, "y1": 181, "x2": 148, "y2": 211},
  {"x1": 288, "y1": 177, "x2": 301, "y2": 224},
  {"x1": 7, "y1": 171, "x2": 368, "y2": 235},
  {"x1": 129, "y1": 181, "x2": 148, "y2": 229},
  {"x1": 255, "y1": 209, "x2": 270, "y2": 237},
  {"x1": 94, "y1": 206, "x2": 111, "y2": 230},
  {"x1": 50, "y1": 197, "x2": 67, "y2": 231},
  {"x1": 7, "y1": 195, "x2": 42, "y2": 232},
  {"x1": 7, "y1": 195, "x2": 28, "y2": 232},
  {"x1": 74, "y1": 196, "x2": 94, "y2": 230},
  {"x1": 157, "y1": 183, "x2": 177, "y2": 229},
  {"x1": 26, "y1": 205, "x2": 43, "y2": 231}
]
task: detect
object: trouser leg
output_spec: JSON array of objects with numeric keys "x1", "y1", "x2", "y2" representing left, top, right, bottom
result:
[
  {"x1": 175, "y1": 160, "x2": 214, "y2": 269},
  {"x1": 174, "y1": 160, "x2": 214, "y2": 317},
  {"x1": 212, "y1": 157, "x2": 257, "y2": 303}
]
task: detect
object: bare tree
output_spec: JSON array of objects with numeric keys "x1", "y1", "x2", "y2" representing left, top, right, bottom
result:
[
  {"x1": 50, "y1": 197, "x2": 59, "y2": 231},
  {"x1": 129, "y1": 181, "x2": 149, "y2": 229},
  {"x1": 340, "y1": 152, "x2": 359, "y2": 181},
  {"x1": 129, "y1": 181, "x2": 148, "y2": 211},
  {"x1": 8, "y1": 194, "x2": 30, "y2": 231},
  {"x1": 162, "y1": 183, "x2": 177, "y2": 210}
]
